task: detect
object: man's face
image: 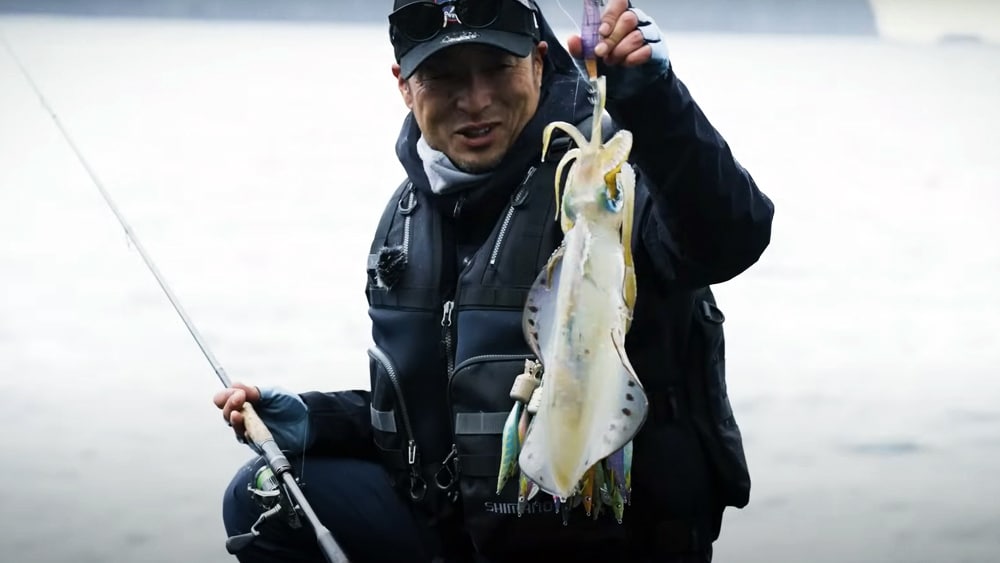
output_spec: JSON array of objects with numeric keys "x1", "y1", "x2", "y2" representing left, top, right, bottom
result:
[{"x1": 394, "y1": 42, "x2": 547, "y2": 173}]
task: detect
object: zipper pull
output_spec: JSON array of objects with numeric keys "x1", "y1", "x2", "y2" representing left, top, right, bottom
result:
[
  {"x1": 512, "y1": 166, "x2": 537, "y2": 208},
  {"x1": 407, "y1": 439, "x2": 427, "y2": 501},
  {"x1": 441, "y1": 300, "x2": 454, "y2": 327},
  {"x1": 407, "y1": 439, "x2": 418, "y2": 466},
  {"x1": 435, "y1": 443, "x2": 460, "y2": 490},
  {"x1": 445, "y1": 443, "x2": 458, "y2": 464},
  {"x1": 524, "y1": 165, "x2": 538, "y2": 183}
]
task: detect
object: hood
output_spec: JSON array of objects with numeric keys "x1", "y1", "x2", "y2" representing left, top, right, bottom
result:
[{"x1": 393, "y1": 8, "x2": 594, "y2": 202}]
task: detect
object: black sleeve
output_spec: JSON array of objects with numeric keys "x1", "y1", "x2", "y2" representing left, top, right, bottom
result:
[
  {"x1": 607, "y1": 66, "x2": 775, "y2": 289},
  {"x1": 299, "y1": 390, "x2": 377, "y2": 460}
]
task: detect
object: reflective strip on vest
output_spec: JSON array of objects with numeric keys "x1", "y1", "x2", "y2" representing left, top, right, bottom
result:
[
  {"x1": 454, "y1": 412, "x2": 509, "y2": 435},
  {"x1": 370, "y1": 405, "x2": 397, "y2": 433}
]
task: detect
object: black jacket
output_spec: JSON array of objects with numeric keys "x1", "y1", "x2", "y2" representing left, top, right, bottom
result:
[{"x1": 300, "y1": 12, "x2": 773, "y2": 560}]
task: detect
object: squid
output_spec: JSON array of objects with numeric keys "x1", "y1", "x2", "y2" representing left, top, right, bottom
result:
[{"x1": 518, "y1": 75, "x2": 649, "y2": 501}]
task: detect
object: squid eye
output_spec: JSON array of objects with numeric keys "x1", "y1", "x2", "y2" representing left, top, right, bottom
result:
[{"x1": 603, "y1": 185, "x2": 623, "y2": 212}]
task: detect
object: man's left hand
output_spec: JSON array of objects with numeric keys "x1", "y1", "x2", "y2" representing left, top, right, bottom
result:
[{"x1": 566, "y1": 0, "x2": 651, "y2": 68}]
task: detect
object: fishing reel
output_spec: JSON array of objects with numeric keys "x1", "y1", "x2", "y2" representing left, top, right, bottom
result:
[
  {"x1": 248, "y1": 464, "x2": 303, "y2": 526},
  {"x1": 225, "y1": 465, "x2": 303, "y2": 555}
]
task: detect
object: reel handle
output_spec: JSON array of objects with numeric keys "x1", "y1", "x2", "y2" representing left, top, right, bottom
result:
[{"x1": 225, "y1": 532, "x2": 258, "y2": 554}]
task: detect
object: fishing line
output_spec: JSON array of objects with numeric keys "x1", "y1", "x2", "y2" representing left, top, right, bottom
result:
[
  {"x1": 551, "y1": 0, "x2": 580, "y2": 30},
  {"x1": 1, "y1": 28, "x2": 347, "y2": 562},
  {"x1": 0, "y1": 29, "x2": 233, "y2": 390},
  {"x1": 544, "y1": 0, "x2": 584, "y2": 123}
]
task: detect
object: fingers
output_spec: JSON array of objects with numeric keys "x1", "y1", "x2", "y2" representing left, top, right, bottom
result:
[
  {"x1": 226, "y1": 389, "x2": 250, "y2": 440},
  {"x1": 571, "y1": 3, "x2": 652, "y2": 67},
  {"x1": 606, "y1": 30, "x2": 651, "y2": 66},
  {"x1": 566, "y1": 34, "x2": 583, "y2": 59},
  {"x1": 213, "y1": 382, "x2": 260, "y2": 410},
  {"x1": 212, "y1": 388, "x2": 228, "y2": 409},
  {"x1": 622, "y1": 44, "x2": 653, "y2": 67},
  {"x1": 238, "y1": 382, "x2": 261, "y2": 404},
  {"x1": 595, "y1": 8, "x2": 639, "y2": 60},
  {"x1": 212, "y1": 382, "x2": 262, "y2": 442},
  {"x1": 229, "y1": 409, "x2": 246, "y2": 439},
  {"x1": 597, "y1": 0, "x2": 631, "y2": 39}
]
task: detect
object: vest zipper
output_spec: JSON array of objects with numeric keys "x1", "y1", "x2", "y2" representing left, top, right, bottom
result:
[
  {"x1": 368, "y1": 346, "x2": 426, "y2": 500},
  {"x1": 489, "y1": 166, "x2": 537, "y2": 267},
  {"x1": 441, "y1": 300, "x2": 455, "y2": 377},
  {"x1": 402, "y1": 189, "x2": 415, "y2": 256},
  {"x1": 489, "y1": 208, "x2": 516, "y2": 266},
  {"x1": 439, "y1": 164, "x2": 534, "y2": 495},
  {"x1": 439, "y1": 299, "x2": 459, "y2": 498}
]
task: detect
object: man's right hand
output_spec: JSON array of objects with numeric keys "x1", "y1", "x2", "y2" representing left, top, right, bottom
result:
[
  {"x1": 213, "y1": 382, "x2": 313, "y2": 455},
  {"x1": 213, "y1": 382, "x2": 262, "y2": 441}
]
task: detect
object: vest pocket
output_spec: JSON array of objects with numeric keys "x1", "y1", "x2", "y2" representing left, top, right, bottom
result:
[
  {"x1": 448, "y1": 354, "x2": 628, "y2": 556},
  {"x1": 368, "y1": 346, "x2": 427, "y2": 501},
  {"x1": 690, "y1": 291, "x2": 751, "y2": 509}
]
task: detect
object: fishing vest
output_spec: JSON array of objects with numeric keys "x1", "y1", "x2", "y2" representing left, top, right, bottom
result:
[{"x1": 363, "y1": 130, "x2": 750, "y2": 557}]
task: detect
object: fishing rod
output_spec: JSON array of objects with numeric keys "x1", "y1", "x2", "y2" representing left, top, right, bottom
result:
[{"x1": 0, "y1": 32, "x2": 349, "y2": 563}]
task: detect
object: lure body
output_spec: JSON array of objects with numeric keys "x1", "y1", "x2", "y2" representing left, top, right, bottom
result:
[
  {"x1": 623, "y1": 439, "x2": 634, "y2": 502},
  {"x1": 606, "y1": 446, "x2": 628, "y2": 505},
  {"x1": 518, "y1": 76, "x2": 648, "y2": 500},
  {"x1": 582, "y1": 466, "x2": 596, "y2": 516},
  {"x1": 497, "y1": 400, "x2": 523, "y2": 494},
  {"x1": 581, "y1": 0, "x2": 605, "y2": 77}
]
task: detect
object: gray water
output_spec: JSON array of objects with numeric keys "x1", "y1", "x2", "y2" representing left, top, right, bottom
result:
[{"x1": 1, "y1": 15, "x2": 999, "y2": 563}]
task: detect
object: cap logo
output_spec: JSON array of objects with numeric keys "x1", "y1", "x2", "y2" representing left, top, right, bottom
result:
[
  {"x1": 442, "y1": 5, "x2": 463, "y2": 26},
  {"x1": 441, "y1": 31, "x2": 480, "y2": 44}
]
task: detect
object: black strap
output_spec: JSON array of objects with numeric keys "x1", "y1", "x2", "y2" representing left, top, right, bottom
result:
[
  {"x1": 459, "y1": 287, "x2": 532, "y2": 309},
  {"x1": 367, "y1": 287, "x2": 441, "y2": 309}
]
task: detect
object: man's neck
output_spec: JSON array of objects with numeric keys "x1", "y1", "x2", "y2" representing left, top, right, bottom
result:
[{"x1": 416, "y1": 135, "x2": 493, "y2": 195}]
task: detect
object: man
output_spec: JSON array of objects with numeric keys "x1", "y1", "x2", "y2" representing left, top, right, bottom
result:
[{"x1": 217, "y1": 0, "x2": 773, "y2": 562}]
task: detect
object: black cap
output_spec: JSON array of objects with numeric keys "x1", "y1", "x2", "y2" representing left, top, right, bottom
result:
[{"x1": 390, "y1": 0, "x2": 542, "y2": 79}]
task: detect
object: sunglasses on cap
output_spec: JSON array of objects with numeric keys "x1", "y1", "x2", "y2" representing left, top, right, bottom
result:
[{"x1": 389, "y1": 0, "x2": 537, "y2": 43}]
